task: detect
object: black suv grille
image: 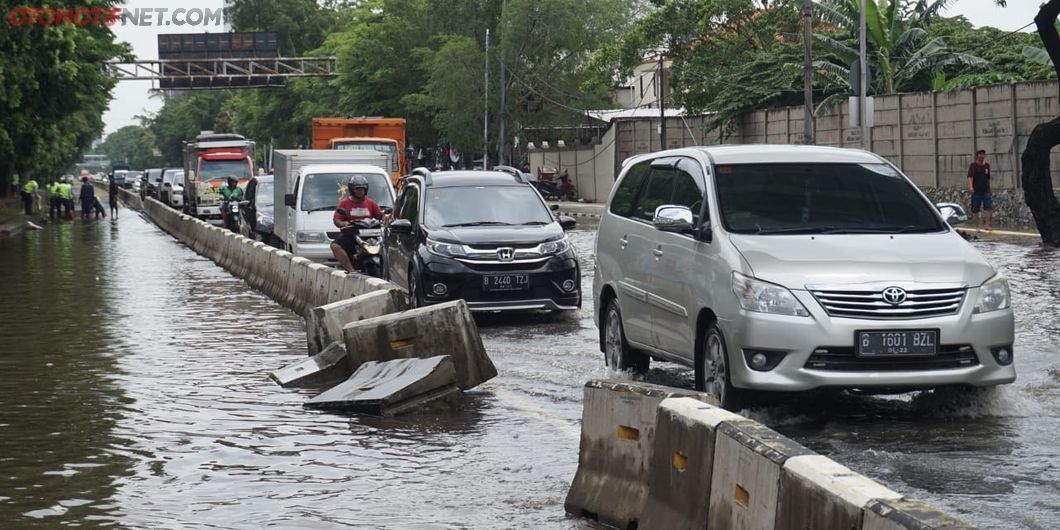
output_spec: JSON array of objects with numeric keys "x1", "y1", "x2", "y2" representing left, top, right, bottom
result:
[{"x1": 804, "y1": 345, "x2": 980, "y2": 372}]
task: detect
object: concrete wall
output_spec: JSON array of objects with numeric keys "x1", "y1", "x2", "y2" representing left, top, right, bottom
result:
[
  {"x1": 529, "y1": 81, "x2": 1060, "y2": 225},
  {"x1": 133, "y1": 196, "x2": 399, "y2": 317}
]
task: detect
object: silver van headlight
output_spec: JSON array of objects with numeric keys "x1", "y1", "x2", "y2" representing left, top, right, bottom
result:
[
  {"x1": 732, "y1": 272, "x2": 810, "y2": 317},
  {"x1": 975, "y1": 274, "x2": 1010, "y2": 314}
]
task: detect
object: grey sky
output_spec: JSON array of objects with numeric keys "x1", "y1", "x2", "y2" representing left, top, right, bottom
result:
[{"x1": 100, "y1": 0, "x2": 1045, "y2": 137}]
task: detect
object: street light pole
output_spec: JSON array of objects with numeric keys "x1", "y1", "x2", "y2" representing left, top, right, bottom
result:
[
  {"x1": 802, "y1": 0, "x2": 814, "y2": 144},
  {"x1": 658, "y1": 52, "x2": 666, "y2": 150},
  {"x1": 859, "y1": 0, "x2": 869, "y2": 150},
  {"x1": 484, "y1": 28, "x2": 490, "y2": 167}
]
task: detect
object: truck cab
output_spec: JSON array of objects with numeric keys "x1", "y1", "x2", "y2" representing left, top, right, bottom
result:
[
  {"x1": 184, "y1": 132, "x2": 255, "y2": 221},
  {"x1": 280, "y1": 164, "x2": 395, "y2": 264}
]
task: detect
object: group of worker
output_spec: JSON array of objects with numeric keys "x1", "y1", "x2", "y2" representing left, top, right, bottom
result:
[{"x1": 18, "y1": 170, "x2": 114, "y2": 221}]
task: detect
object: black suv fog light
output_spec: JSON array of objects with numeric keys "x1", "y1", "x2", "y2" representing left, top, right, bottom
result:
[
  {"x1": 562, "y1": 279, "x2": 577, "y2": 292},
  {"x1": 431, "y1": 283, "x2": 449, "y2": 296},
  {"x1": 742, "y1": 349, "x2": 787, "y2": 372},
  {"x1": 990, "y1": 345, "x2": 1013, "y2": 366}
]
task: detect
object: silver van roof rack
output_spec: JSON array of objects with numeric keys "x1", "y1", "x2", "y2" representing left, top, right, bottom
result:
[
  {"x1": 491, "y1": 165, "x2": 527, "y2": 183},
  {"x1": 411, "y1": 167, "x2": 432, "y2": 185}
]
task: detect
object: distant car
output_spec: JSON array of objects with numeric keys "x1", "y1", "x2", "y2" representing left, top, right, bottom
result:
[
  {"x1": 123, "y1": 171, "x2": 142, "y2": 189},
  {"x1": 112, "y1": 170, "x2": 128, "y2": 187},
  {"x1": 384, "y1": 168, "x2": 580, "y2": 312},
  {"x1": 160, "y1": 169, "x2": 185, "y2": 209},
  {"x1": 142, "y1": 168, "x2": 163, "y2": 199},
  {"x1": 239, "y1": 174, "x2": 277, "y2": 245}
]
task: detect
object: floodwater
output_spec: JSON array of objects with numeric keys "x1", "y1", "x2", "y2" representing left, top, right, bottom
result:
[{"x1": 0, "y1": 211, "x2": 1057, "y2": 529}]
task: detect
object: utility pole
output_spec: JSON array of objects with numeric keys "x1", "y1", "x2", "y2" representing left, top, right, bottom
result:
[
  {"x1": 484, "y1": 28, "x2": 490, "y2": 167},
  {"x1": 497, "y1": 0, "x2": 507, "y2": 166},
  {"x1": 859, "y1": 0, "x2": 869, "y2": 150},
  {"x1": 658, "y1": 52, "x2": 666, "y2": 150},
  {"x1": 802, "y1": 0, "x2": 815, "y2": 144}
]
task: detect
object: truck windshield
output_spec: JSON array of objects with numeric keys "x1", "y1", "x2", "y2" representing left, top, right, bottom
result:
[
  {"x1": 423, "y1": 185, "x2": 553, "y2": 228},
  {"x1": 333, "y1": 142, "x2": 398, "y2": 172},
  {"x1": 300, "y1": 172, "x2": 393, "y2": 212},
  {"x1": 200, "y1": 160, "x2": 251, "y2": 182},
  {"x1": 714, "y1": 163, "x2": 945, "y2": 235}
]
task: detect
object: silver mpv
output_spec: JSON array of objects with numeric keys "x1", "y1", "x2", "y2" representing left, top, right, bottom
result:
[{"x1": 593, "y1": 145, "x2": 1015, "y2": 409}]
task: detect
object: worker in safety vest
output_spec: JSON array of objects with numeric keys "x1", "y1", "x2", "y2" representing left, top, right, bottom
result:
[
  {"x1": 59, "y1": 178, "x2": 74, "y2": 219},
  {"x1": 20, "y1": 178, "x2": 39, "y2": 215},
  {"x1": 46, "y1": 178, "x2": 61, "y2": 219}
]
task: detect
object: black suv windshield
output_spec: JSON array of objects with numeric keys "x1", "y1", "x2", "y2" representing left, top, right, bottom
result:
[
  {"x1": 715, "y1": 163, "x2": 945, "y2": 234},
  {"x1": 423, "y1": 185, "x2": 553, "y2": 228}
]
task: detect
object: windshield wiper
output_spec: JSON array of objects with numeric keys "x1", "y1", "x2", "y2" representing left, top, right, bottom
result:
[
  {"x1": 754, "y1": 226, "x2": 836, "y2": 235},
  {"x1": 521, "y1": 221, "x2": 549, "y2": 225},
  {"x1": 305, "y1": 206, "x2": 337, "y2": 213},
  {"x1": 442, "y1": 221, "x2": 514, "y2": 227}
]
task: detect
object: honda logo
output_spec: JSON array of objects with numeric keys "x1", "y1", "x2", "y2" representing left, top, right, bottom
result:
[
  {"x1": 882, "y1": 287, "x2": 907, "y2": 305},
  {"x1": 497, "y1": 247, "x2": 515, "y2": 261}
]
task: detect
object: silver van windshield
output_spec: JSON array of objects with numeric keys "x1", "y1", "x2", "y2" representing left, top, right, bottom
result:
[{"x1": 714, "y1": 163, "x2": 945, "y2": 235}]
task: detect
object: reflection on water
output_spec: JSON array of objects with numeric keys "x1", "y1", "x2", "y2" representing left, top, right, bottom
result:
[{"x1": 0, "y1": 214, "x2": 597, "y2": 529}]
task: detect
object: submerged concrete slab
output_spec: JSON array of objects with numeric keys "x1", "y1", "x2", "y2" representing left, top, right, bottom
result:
[
  {"x1": 304, "y1": 355, "x2": 460, "y2": 416},
  {"x1": 341, "y1": 299, "x2": 496, "y2": 390},
  {"x1": 306, "y1": 289, "x2": 409, "y2": 355},
  {"x1": 269, "y1": 341, "x2": 352, "y2": 388}
]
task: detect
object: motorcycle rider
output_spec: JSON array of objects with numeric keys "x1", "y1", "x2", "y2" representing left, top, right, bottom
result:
[
  {"x1": 219, "y1": 175, "x2": 244, "y2": 230},
  {"x1": 330, "y1": 174, "x2": 383, "y2": 273}
]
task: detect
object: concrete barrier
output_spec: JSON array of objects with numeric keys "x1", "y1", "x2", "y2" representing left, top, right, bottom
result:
[
  {"x1": 777, "y1": 455, "x2": 903, "y2": 530},
  {"x1": 304, "y1": 355, "x2": 460, "y2": 416},
  {"x1": 306, "y1": 263, "x2": 334, "y2": 310},
  {"x1": 640, "y1": 397, "x2": 745, "y2": 530},
  {"x1": 306, "y1": 289, "x2": 409, "y2": 355},
  {"x1": 326, "y1": 269, "x2": 348, "y2": 303},
  {"x1": 270, "y1": 341, "x2": 350, "y2": 388},
  {"x1": 564, "y1": 380, "x2": 716, "y2": 529},
  {"x1": 863, "y1": 499, "x2": 976, "y2": 530},
  {"x1": 341, "y1": 299, "x2": 496, "y2": 390},
  {"x1": 247, "y1": 243, "x2": 274, "y2": 292},
  {"x1": 707, "y1": 418, "x2": 815, "y2": 529},
  {"x1": 284, "y1": 256, "x2": 312, "y2": 315}
]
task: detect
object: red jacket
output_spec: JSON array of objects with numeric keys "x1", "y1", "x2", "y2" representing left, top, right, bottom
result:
[{"x1": 334, "y1": 196, "x2": 382, "y2": 226}]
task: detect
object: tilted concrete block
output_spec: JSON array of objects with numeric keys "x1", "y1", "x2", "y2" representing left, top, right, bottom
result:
[
  {"x1": 270, "y1": 341, "x2": 351, "y2": 389},
  {"x1": 306, "y1": 289, "x2": 408, "y2": 356},
  {"x1": 304, "y1": 355, "x2": 460, "y2": 416},
  {"x1": 341, "y1": 299, "x2": 495, "y2": 390},
  {"x1": 776, "y1": 455, "x2": 902, "y2": 530}
]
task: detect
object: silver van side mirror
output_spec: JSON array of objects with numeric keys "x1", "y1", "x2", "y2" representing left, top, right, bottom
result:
[
  {"x1": 653, "y1": 205, "x2": 694, "y2": 233},
  {"x1": 936, "y1": 202, "x2": 967, "y2": 226}
]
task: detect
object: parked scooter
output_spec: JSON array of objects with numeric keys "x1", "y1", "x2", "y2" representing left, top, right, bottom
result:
[{"x1": 533, "y1": 167, "x2": 579, "y2": 201}]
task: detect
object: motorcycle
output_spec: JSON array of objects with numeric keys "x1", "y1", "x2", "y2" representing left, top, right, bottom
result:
[
  {"x1": 222, "y1": 199, "x2": 240, "y2": 232},
  {"x1": 349, "y1": 217, "x2": 384, "y2": 278},
  {"x1": 533, "y1": 167, "x2": 579, "y2": 202}
]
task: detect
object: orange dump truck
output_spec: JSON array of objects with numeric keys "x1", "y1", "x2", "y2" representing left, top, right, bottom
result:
[{"x1": 310, "y1": 117, "x2": 407, "y2": 187}]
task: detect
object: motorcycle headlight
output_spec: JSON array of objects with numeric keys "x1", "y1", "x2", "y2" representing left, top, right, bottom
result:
[
  {"x1": 975, "y1": 274, "x2": 1010, "y2": 314},
  {"x1": 539, "y1": 237, "x2": 570, "y2": 255},
  {"x1": 296, "y1": 231, "x2": 326, "y2": 243},
  {"x1": 732, "y1": 272, "x2": 810, "y2": 317},
  {"x1": 426, "y1": 238, "x2": 467, "y2": 257}
]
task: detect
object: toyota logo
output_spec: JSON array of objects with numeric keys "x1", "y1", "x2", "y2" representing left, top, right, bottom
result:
[
  {"x1": 497, "y1": 247, "x2": 515, "y2": 261},
  {"x1": 882, "y1": 287, "x2": 907, "y2": 305}
]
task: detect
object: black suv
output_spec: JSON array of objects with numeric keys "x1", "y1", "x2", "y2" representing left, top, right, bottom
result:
[{"x1": 385, "y1": 168, "x2": 581, "y2": 312}]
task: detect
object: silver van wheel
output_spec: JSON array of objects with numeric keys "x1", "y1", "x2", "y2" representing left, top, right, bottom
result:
[
  {"x1": 603, "y1": 299, "x2": 648, "y2": 372},
  {"x1": 704, "y1": 330, "x2": 728, "y2": 404}
]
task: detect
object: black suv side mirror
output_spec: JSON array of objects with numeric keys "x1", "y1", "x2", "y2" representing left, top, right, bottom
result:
[
  {"x1": 550, "y1": 204, "x2": 559, "y2": 211},
  {"x1": 284, "y1": 193, "x2": 296, "y2": 207},
  {"x1": 389, "y1": 218, "x2": 413, "y2": 234}
]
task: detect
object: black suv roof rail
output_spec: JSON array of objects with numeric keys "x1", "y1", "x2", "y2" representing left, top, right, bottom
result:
[
  {"x1": 491, "y1": 165, "x2": 529, "y2": 183},
  {"x1": 410, "y1": 166, "x2": 433, "y2": 185}
]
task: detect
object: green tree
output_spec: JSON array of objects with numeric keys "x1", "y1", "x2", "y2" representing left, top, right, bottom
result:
[
  {"x1": 0, "y1": 0, "x2": 131, "y2": 193},
  {"x1": 99, "y1": 125, "x2": 161, "y2": 169},
  {"x1": 811, "y1": 0, "x2": 989, "y2": 110}
]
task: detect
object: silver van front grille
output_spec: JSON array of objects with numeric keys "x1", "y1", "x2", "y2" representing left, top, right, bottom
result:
[{"x1": 808, "y1": 283, "x2": 966, "y2": 320}]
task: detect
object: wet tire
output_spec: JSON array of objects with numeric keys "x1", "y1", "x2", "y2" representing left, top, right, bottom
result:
[
  {"x1": 603, "y1": 299, "x2": 649, "y2": 373},
  {"x1": 696, "y1": 323, "x2": 747, "y2": 410}
]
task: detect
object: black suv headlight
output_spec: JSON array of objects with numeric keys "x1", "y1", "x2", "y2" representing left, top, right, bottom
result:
[
  {"x1": 426, "y1": 238, "x2": 467, "y2": 258},
  {"x1": 539, "y1": 237, "x2": 570, "y2": 255}
]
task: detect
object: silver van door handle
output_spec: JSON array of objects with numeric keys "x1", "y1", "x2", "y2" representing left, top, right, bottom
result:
[
  {"x1": 652, "y1": 247, "x2": 663, "y2": 257},
  {"x1": 619, "y1": 236, "x2": 628, "y2": 249}
]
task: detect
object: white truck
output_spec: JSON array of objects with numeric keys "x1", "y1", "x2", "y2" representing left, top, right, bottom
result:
[{"x1": 272, "y1": 149, "x2": 396, "y2": 264}]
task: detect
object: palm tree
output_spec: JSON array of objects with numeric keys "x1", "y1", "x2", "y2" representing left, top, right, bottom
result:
[{"x1": 810, "y1": 0, "x2": 988, "y2": 113}]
